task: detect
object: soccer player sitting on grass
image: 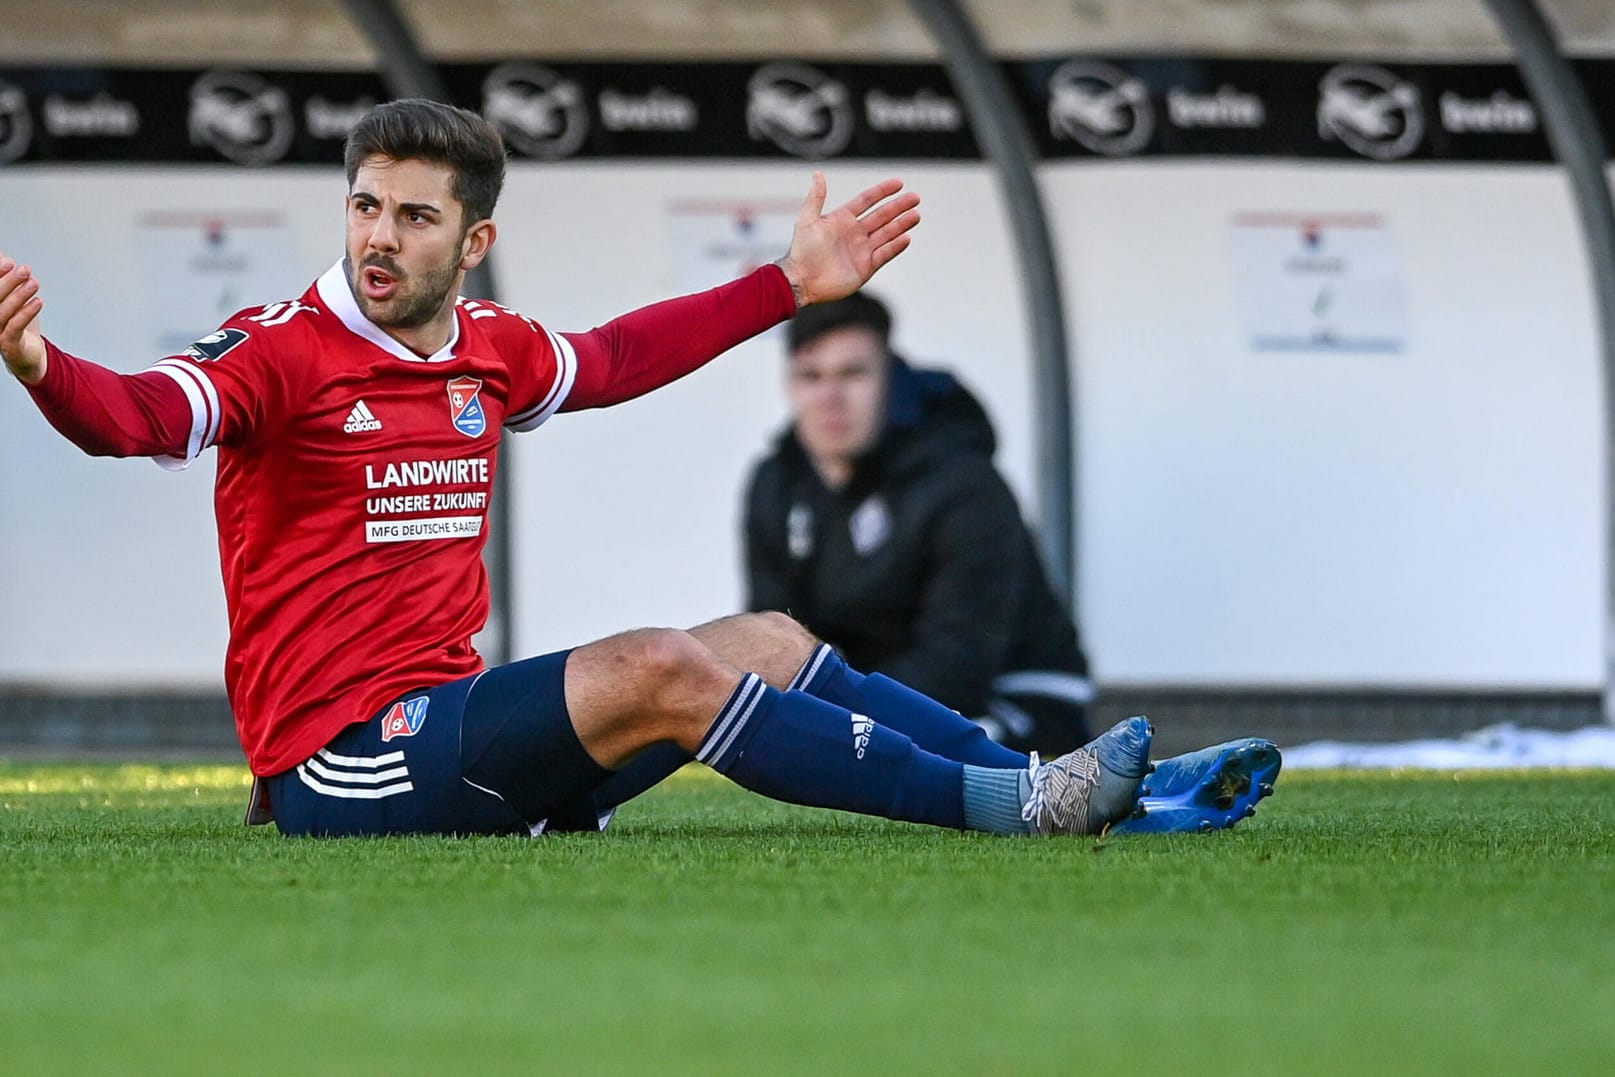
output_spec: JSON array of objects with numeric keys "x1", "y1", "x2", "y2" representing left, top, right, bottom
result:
[{"x1": 1, "y1": 98, "x2": 1274, "y2": 838}]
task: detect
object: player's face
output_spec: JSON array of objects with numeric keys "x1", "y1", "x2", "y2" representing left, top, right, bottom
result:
[
  {"x1": 787, "y1": 326, "x2": 889, "y2": 481},
  {"x1": 345, "y1": 155, "x2": 471, "y2": 333}
]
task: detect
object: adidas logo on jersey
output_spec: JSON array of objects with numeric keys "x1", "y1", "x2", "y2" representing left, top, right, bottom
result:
[{"x1": 343, "y1": 400, "x2": 383, "y2": 433}]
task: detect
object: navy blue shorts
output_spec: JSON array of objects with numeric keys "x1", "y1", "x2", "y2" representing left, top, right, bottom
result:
[{"x1": 265, "y1": 649, "x2": 624, "y2": 837}]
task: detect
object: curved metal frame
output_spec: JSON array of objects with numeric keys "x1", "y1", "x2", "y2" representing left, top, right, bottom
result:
[
  {"x1": 909, "y1": 0, "x2": 1078, "y2": 614},
  {"x1": 1484, "y1": 0, "x2": 1615, "y2": 721}
]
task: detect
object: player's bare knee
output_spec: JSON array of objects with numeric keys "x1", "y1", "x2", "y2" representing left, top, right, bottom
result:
[
  {"x1": 628, "y1": 627, "x2": 736, "y2": 720},
  {"x1": 751, "y1": 609, "x2": 814, "y2": 643},
  {"x1": 626, "y1": 627, "x2": 701, "y2": 681},
  {"x1": 750, "y1": 610, "x2": 818, "y2": 660}
]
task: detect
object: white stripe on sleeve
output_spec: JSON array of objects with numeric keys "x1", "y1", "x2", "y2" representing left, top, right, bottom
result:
[
  {"x1": 506, "y1": 328, "x2": 578, "y2": 431},
  {"x1": 146, "y1": 359, "x2": 223, "y2": 470}
]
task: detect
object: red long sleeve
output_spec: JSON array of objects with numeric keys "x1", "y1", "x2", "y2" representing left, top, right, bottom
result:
[
  {"x1": 25, "y1": 341, "x2": 192, "y2": 458},
  {"x1": 560, "y1": 263, "x2": 797, "y2": 410},
  {"x1": 24, "y1": 264, "x2": 796, "y2": 453}
]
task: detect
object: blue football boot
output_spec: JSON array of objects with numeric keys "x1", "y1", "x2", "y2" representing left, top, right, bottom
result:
[{"x1": 1112, "y1": 737, "x2": 1281, "y2": 834}]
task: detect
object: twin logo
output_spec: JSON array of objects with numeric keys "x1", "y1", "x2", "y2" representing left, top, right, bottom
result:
[
  {"x1": 188, "y1": 71, "x2": 292, "y2": 166},
  {"x1": 380, "y1": 696, "x2": 429, "y2": 742},
  {"x1": 0, "y1": 80, "x2": 33, "y2": 163},
  {"x1": 1317, "y1": 64, "x2": 1423, "y2": 161},
  {"x1": 483, "y1": 63, "x2": 589, "y2": 161}
]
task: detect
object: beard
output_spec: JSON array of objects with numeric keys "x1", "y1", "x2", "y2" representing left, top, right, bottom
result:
[{"x1": 346, "y1": 253, "x2": 459, "y2": 329}]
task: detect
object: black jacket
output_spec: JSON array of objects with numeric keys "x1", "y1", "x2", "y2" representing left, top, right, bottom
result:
[{"x1": 744, "y1": 357, "x2": 1088, "y2": 716}]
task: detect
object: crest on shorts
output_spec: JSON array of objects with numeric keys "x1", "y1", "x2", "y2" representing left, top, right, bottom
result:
[
  {"x1": 380, "y1": 696, "x2": 429, "y2": 742},
  {"x1": 447, "y1": 376, "x2": 487, "y2": 438}
]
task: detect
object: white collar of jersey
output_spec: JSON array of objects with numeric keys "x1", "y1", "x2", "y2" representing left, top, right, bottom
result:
[{"x1": 315, "y1": 260, "x2": 462, "y2": 364}]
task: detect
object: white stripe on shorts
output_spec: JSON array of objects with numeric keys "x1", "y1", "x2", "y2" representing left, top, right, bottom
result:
[
  {"x1": 315, "y1": 747, "x2": 407, "y2": 769},
  {"x1": 304, "y1": 754, "x2": 410, "y2": 785},
  {"x1": 296, "y1": 764, "x2": 414, "y2": 800}
]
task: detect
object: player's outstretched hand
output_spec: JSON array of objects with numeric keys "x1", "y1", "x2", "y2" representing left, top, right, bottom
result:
[
  {"x1": 0, "y1": 252, "x2": 48, "y2": 385},
  {"x1": 775, "y1": 172, "x2": 920, "y2": 308}
]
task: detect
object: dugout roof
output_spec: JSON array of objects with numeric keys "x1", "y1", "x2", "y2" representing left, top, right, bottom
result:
[{"x1": 5, "y1": 1, "x2": 1615, "y2": 65}]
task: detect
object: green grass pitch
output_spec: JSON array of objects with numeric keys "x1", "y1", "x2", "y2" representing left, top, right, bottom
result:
[{"x1": 3, "y1": 762, "x2": 1613, "y2": 1075}]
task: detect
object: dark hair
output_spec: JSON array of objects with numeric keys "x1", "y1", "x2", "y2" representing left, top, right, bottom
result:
[
  {"x1": 787, "y1": 291, "x2": 893, "y2": 355},
  {"x1": 344, "y1": 99, "x2": 507, "y2": 226}
]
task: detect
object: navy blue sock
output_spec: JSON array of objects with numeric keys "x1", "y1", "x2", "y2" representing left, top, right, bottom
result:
[
  {"x1": 534, "y1": 741, "x2": 692, "y2": 833},
  {"x1": 592, "y1": 741, "x2": 692, "y2": 809},
  {"x1": 790, "y1": 644, "x2": 1028, "y2": 769},
  {"x1": 698, "y1": 674, "x2": 966, "y2": 830}
]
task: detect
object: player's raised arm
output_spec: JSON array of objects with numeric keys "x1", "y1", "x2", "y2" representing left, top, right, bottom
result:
[
  {"x1": 555, "y1": 172, "x2": 921, "y2": 412},
  {"x1": 773, "y1": 172, "x2": 921, "y2": 308},
  {"x1": 1, "y1": 247, "x2": 195, "y2": 459},
  {"x1": 0, "y1": 252, "x2": 48, "y2": 385}
]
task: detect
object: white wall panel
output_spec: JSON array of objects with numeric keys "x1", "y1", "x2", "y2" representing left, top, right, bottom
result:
[{"x1": 1051, "y1": 161, "x2": 1603, "y2": 686}]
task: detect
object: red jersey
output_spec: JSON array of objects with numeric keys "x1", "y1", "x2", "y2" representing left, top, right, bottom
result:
[{"x1": 31, "y1": 261, "x2": 796, "y2": 775}]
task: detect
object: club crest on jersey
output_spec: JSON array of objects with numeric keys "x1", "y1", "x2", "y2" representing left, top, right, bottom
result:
[
  {"x1": 447, "y1": 376, "x2": 487, "y2": 438},
  {"x1": 380, "y1": 696, "x2": 429, "y2": 742},
  {"x1": 183, "y1": 327, "x2": 250, "y2": 362}
]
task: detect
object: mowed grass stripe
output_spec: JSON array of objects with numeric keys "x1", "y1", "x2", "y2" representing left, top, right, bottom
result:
[{"x1": 2, "y1": 764, "x2": 1612, "y2": 1075}]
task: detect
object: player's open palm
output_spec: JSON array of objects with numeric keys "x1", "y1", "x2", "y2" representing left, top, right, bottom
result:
[
  {"x1": 0, "y1": 251, "x2": 47, "y2": 385},
  {"x1": 779, "y1": 172, "x2": 920, "y2": 307}
]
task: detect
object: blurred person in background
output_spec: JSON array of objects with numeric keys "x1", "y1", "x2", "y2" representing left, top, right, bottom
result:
[{"x1": 745, "y1": 292, "x2": 1092, "y2": 756}]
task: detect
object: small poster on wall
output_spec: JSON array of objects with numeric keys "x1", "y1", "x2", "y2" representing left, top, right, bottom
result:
[
  {"x1": 1229, "y1": 212, "x2": 1407, "y2": 353},
  {"x1": 135, "y1": 210, "x2": 297, "y2": 357},
  {"x1": 665, "y1": 198, "x2": 797, "y2": 296}
]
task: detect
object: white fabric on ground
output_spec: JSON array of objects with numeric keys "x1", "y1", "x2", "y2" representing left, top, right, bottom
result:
[{"x1": 1285, "y1": 723, "x2": 1615, "y2": 769}]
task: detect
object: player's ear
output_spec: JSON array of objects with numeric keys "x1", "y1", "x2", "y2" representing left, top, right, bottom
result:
[{"x1": 460, "y1": 219, "x2": 496, "y2": 271}]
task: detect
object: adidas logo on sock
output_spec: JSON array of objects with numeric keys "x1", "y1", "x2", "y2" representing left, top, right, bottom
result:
[
  {"x1": 343, "y1": 399, "x2": 383, "y2": 433},
  {"x1": 851, "y1": 714, "x2": 874, "y2": 760}
]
